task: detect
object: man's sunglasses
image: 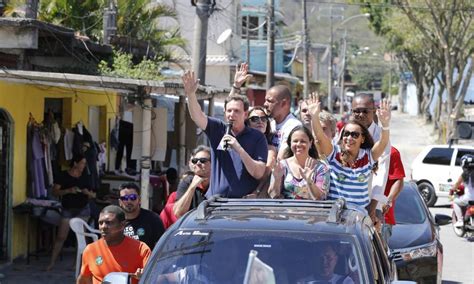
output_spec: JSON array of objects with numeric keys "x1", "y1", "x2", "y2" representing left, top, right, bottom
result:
[
  {"x1": 119, "y1": 193, "x2": 138, "y2": 201},
  {"x1": 342, "y1": 131, "x2": 362, "y2": 139},
  {"x1": 191, "y1": 157, "x2": 210, "y2": 164},
  {"x1": 352, "y1": 108, "x2": 374, "y2": 115},
  {"x1": 249, "y1": 116, "x2": 268, "y2": 123}
]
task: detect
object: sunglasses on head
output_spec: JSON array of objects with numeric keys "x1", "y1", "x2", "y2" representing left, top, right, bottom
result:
[
  {"x1": 249, "y1": 116, "x2": 268, "y2": 123},
  {"x1": 120, "y1": 193, "x2": 138, "y2": 201},
  {"x1": 191, "y1": 157, "x2": 210, "y2": 164},
  {"x1": 352, "y1": 108, "x2": 373, "y2": 115},
  {"x1": 342, "y1": 131, "x2": 362, "y2": 139}
]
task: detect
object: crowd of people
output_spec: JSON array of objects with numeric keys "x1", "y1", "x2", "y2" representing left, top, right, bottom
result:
[
  {"x1": 74, "y1": 63, "x2": 408, "y2": 283},
  {"x1": 179, "y1": 63, "x2": 402, "y2": 234}
]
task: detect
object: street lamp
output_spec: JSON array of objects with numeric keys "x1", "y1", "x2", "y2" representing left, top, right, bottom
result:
[{"x1": 329, "y1": 13, "x2": 370, "y2": 114}]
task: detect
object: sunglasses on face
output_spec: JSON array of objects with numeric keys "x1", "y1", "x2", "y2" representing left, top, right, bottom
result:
[
  {"x1": 342, "y1": 131, "x2": 362, "y2": 139},
  {"x1": 352, "y1": 108, "x2": 373, "y2": 115},
  {"x1": 191, "y1": 157, "x2": 210, "y2": 164},
  {"x1": 249, "y1": 116, "x2": 268, "y2": 123},
  {"x1": 120, "y1": 193, "x2": 138, "y2": 201}
]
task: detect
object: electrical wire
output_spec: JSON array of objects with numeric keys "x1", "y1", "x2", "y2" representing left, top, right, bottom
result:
[{"x1": 305, "y1": 0, "x2": 474, "y2": 12}]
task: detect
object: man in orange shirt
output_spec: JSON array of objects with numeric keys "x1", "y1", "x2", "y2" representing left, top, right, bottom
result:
[{"x1": 77, "y1": 205, "x2": 151, "y2": 284}]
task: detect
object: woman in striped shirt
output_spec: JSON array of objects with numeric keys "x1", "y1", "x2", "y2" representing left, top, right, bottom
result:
[{"x1": 309, "y1": 97, "x2": 391, "y2": 208}]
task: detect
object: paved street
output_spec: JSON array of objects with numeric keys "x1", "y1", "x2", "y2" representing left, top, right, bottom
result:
[{"x1": 391, "y1": 111, "x2": 473, "y2": 283}]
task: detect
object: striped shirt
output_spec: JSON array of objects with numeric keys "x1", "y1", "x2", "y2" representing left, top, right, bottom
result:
[{"x1": 327, "y1": 146, "x2": 375, "y2": 207}]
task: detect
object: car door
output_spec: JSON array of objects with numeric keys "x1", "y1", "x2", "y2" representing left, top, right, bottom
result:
[
  {"x1": 420, "y1": 147, "x2": 454, "y2": 194},
  {"x1": 451, "y1": 148, "x2": 474, "y2": 185}
]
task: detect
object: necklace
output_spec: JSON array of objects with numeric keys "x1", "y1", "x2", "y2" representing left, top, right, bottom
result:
[{"x1": 341, "y1": 151, "x2": 357, "y2": 168}]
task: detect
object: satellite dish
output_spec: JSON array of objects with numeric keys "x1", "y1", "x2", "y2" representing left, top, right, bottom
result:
[{"x1": 216, "y1": 28, "x2": 232, "y2": 44}]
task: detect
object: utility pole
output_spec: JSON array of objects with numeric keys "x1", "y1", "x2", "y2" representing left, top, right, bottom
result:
[
  {"x1": 192, "y1": 0, "x2": 212, "y2": 85},
  {"x1": 25, "y1": 0, "x2": 38, "y2": 19},
  {"x1": 302, "y1": 0, "x2": 309, "y2": 99},
  {"x1": 328, "y1": 10, "x2": 334, "y2": 113},
  {"x1": 339, "y1": 31, "x2": 347, "y2": 115},
  {"x1": 246, "y1": 15, "x2": 251, "y2": 67},
  {"x1": 103, "y1": 0, "x2": 117, "y2": 45},
  {"x1": 266, "y1": 0, "x2": 275, "y2": 89},
  {"x1": 139, "y1": 87, "x2": 152, "y2": 210}
]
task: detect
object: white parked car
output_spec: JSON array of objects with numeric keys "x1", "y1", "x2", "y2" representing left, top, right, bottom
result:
[{"x1": 410, "y1": 144, "x2": 474, "y2": 206}]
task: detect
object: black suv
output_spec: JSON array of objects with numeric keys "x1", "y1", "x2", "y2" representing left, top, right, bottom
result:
[{"x1": 105, "y1": 198, "x2": 413, "y2": 284}]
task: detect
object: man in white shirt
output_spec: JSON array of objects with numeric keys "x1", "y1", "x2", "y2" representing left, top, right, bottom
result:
[{"x1": 264, "y1": 85, "x2": 301, "y2": 158}]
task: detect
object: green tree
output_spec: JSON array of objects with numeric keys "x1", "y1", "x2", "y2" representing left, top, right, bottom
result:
[
  {"x1": 38, "y1": 0, "x2": 104, "y2": 40},
  {"x1": 98, "y1": 50, "x2": 162, "y2": 80},
  {"x1": 353, "y1": 0, "x2": 474, "y2": 141},
  {"x1": 115, "y1": 0, "x2": 186, "y2": 61},
  {"x1": 5, "y1": 0, "x2": 186, "y2": 64}
]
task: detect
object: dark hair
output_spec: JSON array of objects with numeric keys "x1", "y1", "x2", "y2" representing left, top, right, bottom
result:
[
  {"x1": 339, "y1": 119, "x2": 374, "y2": 150},
  {"x1": 353, "y1": 93, "x2": 375, "y2": 107},
  {"x1": 119, "y1": 182, "x2": 140, "y2": 195},
  {"x1": 224, "y1": 94, "x2": 250, "y2": 111},
  {"x1": 283, "y1": 125, "x2": 319, "y2": 159},
  {"x1": 101, "y1": 205, "x2": 125, "y2": 222},
  {"x1": 246, "y1": 106, "x2": 274, "y2": 144},
  {"x1": 166, "y1": 167, "x2": 178, "y2": 183},
  {"x1": 70, "y1": 154, "x2": 86, "y2": 167},
  {"x1": 269, "y1": 85, "x2": 291, "y2": 101}
]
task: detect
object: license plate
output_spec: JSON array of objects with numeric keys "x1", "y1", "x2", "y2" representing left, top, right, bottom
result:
[{"x1": 439, "y1": 184, "x2": 451, "y2": 192}]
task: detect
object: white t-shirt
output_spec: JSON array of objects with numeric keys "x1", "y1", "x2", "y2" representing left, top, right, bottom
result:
[
  {"x1": 367, "y1": 121, "x2": 391, "y2": 208},
  {"x1": 271, "y1": 113, "x2": 301, "y2": 151}
]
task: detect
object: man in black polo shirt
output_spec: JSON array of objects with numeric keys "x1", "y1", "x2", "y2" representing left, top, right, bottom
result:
[{"x1": 119, "y1": 182, "x2": 165, "y2": 250}]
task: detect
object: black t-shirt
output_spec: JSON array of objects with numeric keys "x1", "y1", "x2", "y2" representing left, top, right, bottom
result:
[
  {"x1": 56, "y1": 170, "x2": 90, "y2": 209},
  {"x1": 124, "y1": 208, "x2": 165, "y2": 250},
  {"x1": 176, "y1": 174, "x2": 207, "y2": 211}
]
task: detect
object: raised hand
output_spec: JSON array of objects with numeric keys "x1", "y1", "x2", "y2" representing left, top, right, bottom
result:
[
  {"x1": 299, "y1": 157, "x2": 316, "y2": 183},
  {"x1": 306, "y1": 92, "x2": 321, "y2": 119},
  {"x1": 190, "y1": 174, "x2": 205, "y2": 188},
  {"x1": 181, "y1": 70, "x2": 199, "y2": 96},
  {"x1": 233, "y1": 63, "x2": 252, "y2": 88},
  {"x1": 376, "y1": 98, "x2": 391, "y2": 127}
]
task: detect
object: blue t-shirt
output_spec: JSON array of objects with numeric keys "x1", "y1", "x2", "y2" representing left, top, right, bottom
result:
[{"x1": 205, "y1": 117, "x2": 268, "y2": 198}]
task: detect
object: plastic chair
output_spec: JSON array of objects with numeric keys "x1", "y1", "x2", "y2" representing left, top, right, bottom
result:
[{"x1": 69, "y1": 218, "x2": 100, "y2": 278}]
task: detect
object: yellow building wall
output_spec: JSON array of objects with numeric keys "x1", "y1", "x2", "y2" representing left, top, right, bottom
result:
[{"x1": 0, "y1": 80, "x2": 118, "y2": 259}]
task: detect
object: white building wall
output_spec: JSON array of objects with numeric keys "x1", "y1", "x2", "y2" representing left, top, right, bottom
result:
[
  {"x1": 406, "y1": 83, "x2": 419, "y2": 116},
  {"x1": 156, "y1": 0, "x2": 241, "y2": 87}
]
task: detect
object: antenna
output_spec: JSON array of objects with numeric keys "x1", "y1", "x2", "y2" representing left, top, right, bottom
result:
[{"x1": 216, "y1": 28, "x2": 232, "y2": 45}]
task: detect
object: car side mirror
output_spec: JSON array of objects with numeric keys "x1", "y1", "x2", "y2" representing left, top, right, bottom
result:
[
  {"x1": 434, "y1": 214, "x2": 451, "y2": 226},
  {"x1": 102, "y1": 272, "x2": 130, "y2": 284}
]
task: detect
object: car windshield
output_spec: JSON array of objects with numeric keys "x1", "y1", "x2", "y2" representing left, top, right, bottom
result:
[
  {"x1": 394, "y1": 188, "x2": 426, "y2": 224},
  {"x1": 144, "y1": 230, "x2": 363, "y2": 284}
]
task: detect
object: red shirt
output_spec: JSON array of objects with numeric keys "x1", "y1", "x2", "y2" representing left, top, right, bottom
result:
[{"x1": 384, "y1": 147, "x2": 406, "y2": 225}]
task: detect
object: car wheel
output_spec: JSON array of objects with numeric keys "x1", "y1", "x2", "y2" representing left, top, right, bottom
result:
[
  {"x1": 417, "y1": 182, "x2": 437, "y2": 207},
  {"x1": 452, "y1": 210, "x2": 466, "y2": 237}
]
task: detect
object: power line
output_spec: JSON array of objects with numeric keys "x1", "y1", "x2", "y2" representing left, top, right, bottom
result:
[{"x1": 305, "y1": 0, "x2": 474, "y2": 12}]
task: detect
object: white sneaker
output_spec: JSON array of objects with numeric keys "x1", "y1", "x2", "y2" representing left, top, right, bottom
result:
[{"x1": 454, "y1": 220, "x2": 464, "y2": 227}]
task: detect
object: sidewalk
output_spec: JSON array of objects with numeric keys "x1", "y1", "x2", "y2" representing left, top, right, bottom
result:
[{"x1": 0, "y1": 248, "x2": 76, "y2": 284}]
